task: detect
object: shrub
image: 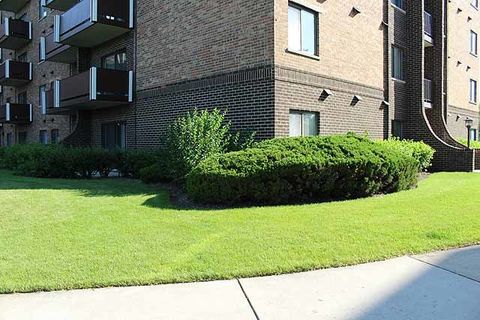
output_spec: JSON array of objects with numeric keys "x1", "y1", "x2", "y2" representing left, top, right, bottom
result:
[
  {"x1": 164, "y1": 109, "x2": 255, "y2": 179},
  {"x1": 119, "y1": 149, "x2": 165, "y2": 179},
  {"x1": 458, "y1": 138, "x2": 480, "y2": 149},
  {"x1": 0, "y1": 144, "x2": 164, "y2": 179},
  {"x1": 187, "y1": 134, "x2": 420, "y2": 205},
  {"x1": 377, "y1": 138, "x2": 435, "y2": 171},
  {"x1": 138, "y1": 163, "x2": 171, "y2": 184}
]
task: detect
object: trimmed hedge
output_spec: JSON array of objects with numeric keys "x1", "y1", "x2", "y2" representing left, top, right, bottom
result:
[
  {"x1": 0, "y1": 144, "x2": 164, "y2": 180},
  {"x1": 377, "y1": 138, "x2": 435, "y2": 171},
  {"x1": 186, "y1": 134, "x2": 421, "y2": 205}
]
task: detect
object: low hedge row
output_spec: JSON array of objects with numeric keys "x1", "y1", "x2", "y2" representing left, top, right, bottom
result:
[
  {"x1": 186, "y1": 135, "x2": 422, "y2": 205},
  {"x1": 0, "y1": 144, "x2": 166, "y2": 180}
]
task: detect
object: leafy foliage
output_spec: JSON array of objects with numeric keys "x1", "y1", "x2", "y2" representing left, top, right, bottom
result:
[
  {"x1": 164, "y1": 109, "x2": 255, "y2": 179},
  {"x1": 377, "y1": 138, "x2": 435, "y2": 171},
  {"x1": 187, "y1": 134, "x2": 420, "y2": 205}
]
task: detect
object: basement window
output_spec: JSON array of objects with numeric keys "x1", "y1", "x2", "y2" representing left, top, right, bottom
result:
[{"x1": 289, "y1": 111, "x2": 318, "y2": 137}]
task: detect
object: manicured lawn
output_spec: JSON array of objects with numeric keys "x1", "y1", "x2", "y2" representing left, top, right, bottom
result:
[{"x1": 1, "y1": 170, "x2": 480, "y2": 294}]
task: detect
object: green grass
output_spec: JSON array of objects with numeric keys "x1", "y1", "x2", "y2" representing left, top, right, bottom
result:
[{"x1": 1, "y1": 170, "x2": 480, "y2": 294}]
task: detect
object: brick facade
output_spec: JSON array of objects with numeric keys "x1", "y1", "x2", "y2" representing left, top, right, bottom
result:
[{"x1": 0, "y1": 0, "x2": 479, "y2": 172}]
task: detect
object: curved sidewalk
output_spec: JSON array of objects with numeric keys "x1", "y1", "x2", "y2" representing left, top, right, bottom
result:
[{"x1": 1, "y1": 245, "x2": 480, "y2": 320}]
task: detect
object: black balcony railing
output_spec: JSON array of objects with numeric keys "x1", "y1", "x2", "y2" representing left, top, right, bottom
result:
[
  {"x1": 0, "y1": 0, "x2": 30, "y2": 13},
  {"x1": 40, "y1": 32, "x2": 77, "y2": 63},
  {"x1": 0, "y1": 18, "x2": 32, "y2": 50},
  {"x1": 48, "y1": 67, "x2": 133, "y2": 113},
  {"x1": 0, "y1": 60, "x2": 32, "y2": 87},
  {"x1": 424, "y1": 11, "x2": 434, "y2": 46},
  {"x1": 41, "y1": 0, "x2": 78, "y2": 11},
  {"x1": 54, "y1": 0, "x2": 134, "y2": 48},
  {"x1": 424, "y1": 78, "x2": 433, "y2": 107},
  {"x1": 0, "y1": 103, "x2": 32, "y2": 124}
]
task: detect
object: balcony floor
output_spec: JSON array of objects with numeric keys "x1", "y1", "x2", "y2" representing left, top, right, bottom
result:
[
  {"x1": 0, "y1": 0, "x2": 30, "y2": 12},
  {"x1": 0, "y1": 36, "x2": 31, "y2": 50},
  {"x1": 61, "y1": 23, "x2": 131, "y2": 48},
  {"x1": 44, "y1": 0, "x2": 78, "y2": 11},
  {"x1": 0, "y1": 78, "x2": 31, "y2": 87}
]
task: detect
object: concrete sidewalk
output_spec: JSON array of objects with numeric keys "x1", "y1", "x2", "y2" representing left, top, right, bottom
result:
[{"x1": 1, "y1": 246, "x2": 480, "y2": 320}]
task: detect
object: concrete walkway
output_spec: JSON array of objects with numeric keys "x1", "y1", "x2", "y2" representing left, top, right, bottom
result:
[{"x1": 1, "y1": 246, "x2": 480, "y2": 320}]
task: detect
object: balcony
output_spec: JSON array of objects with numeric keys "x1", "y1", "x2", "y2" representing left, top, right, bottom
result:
[
  {"x1": 0, "y1": 103, "x2": 32, "y2": 124},
  {"x1": 0, "y1": 18, "x2": 32, "y2": 50},
  {"x1": 424, "y1": 78, "x2": 433, "y2": 108},
  {"x1": 48, "y1": 67, "x2": 133, "y2": 114},
  {"x1": 0, "y1": 0, "x2": 30, "y2": 13},
  {"x1": 40, "y1": 32, "x2": 77, "y2": 63},
  {"x1": 54, "y1": 0, "x2": 134, "y2": 48},
  {"x1": 0, "y1": 60, "x2": 32, "y2": 87},
  {"x1": 41, "y1": 0, "x2": 78, "y2": 11},
  {"x1": 424, "y1": 11, "x2": 433, "y2": 47}
]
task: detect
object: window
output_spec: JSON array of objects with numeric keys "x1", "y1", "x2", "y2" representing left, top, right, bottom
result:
[
  {"x1": 6, "y1": 133, "x2": 13, "y2": 147},
  {"x1": 392, "y1": 46, "x2": 405, "y2": 81},
  {"x1": 392, "y1": 120, "x2": 404, "y2": 139},
  {"x1": 39, "y1": 130, "x2": 48, "y2": 145},
  {"x1": 18, "y1": 52, "x2": 27, "y2": 63},
  {"x1": 471, "y1": 128, "x2": 478, "y2": 141},
  {"x1": 101, "y1": 122, "x2": 126, "y2": 150},
  {"x1": 39, "y1": 0, "x2": 47, "y2": 19},
  {"x1": 392, "y1": 0, "x2": 405, "y2": 10},
  {"x1": 51, "y1": 129, "x2": 59, "y2": 144},
  {"x1": 17, "y1": 92, "x2": 27, "y2": 104},
  {"x1": 289, "y1": 111, "x2": 318, "y2": 137},
  {"x1": 288, "y1": 3, "x2": 318, "y2": 56},
  {"x1": 472, "y1": 0, "x2": 479, "y2": 9},
  {"x1": 471, "y1": 31, "x2": 478, "y2": 56},
  {"x1": 18, "y1": 132, "x2": 27, "y2": 144},
  {"x1": 102, "y1": 50, "x2": 128, "y2": 71},
  {"x1": 39, "y1": 85, "x2": 46, "y2": 114},
  {"x1": 470, "y1": 79, "x2": 478, "y2": 103}
]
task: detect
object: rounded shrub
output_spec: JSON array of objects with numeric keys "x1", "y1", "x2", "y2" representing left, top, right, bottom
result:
[
  {"x1": 377, "y1": 138, "x2": 435, "y2": 171},
  {"x1": 186, "y1": 134, "x2": 420, "y2": 205}
]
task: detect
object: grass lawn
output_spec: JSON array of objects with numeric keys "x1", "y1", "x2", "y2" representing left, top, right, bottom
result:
[{"x1": 1, "y1": 170, "x2": 480, "y2": 293}]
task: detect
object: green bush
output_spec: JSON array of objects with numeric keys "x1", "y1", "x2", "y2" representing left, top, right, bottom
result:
[
  {"x1": 119, "y1": 149, "x2": 165, "y2": 179},
  {"x1": 377, "y1": 138, "x2": 435, "y2": 171},
  {"x1": 165, "y1": 109, "x2": 254, "y2": 179},
  {"x1": 187, "y1": 134, "x2": 420, "y2": 205},
  {"x1": 458, "y1": 138, "x2": 480, "y2": 149},
  {"x1": 138, "y1": 163, "x2": 171, "y2": 184},
  {"x1": 0, "y1": 144, "x2": 164, "y2": 179}
]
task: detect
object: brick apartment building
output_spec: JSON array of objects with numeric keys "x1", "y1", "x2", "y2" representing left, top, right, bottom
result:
[{"x1": 0, "y1": 0, "x2": 479, "y2": 171}]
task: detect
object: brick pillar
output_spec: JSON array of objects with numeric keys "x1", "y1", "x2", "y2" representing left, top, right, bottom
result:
[{"x1": 404, "y1": 0, "x2": 474, "y2": 172}]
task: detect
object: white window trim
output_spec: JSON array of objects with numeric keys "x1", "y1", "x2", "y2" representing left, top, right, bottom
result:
[{"x1": 287, "y1": 2, "x2": 321, "y2": 59}]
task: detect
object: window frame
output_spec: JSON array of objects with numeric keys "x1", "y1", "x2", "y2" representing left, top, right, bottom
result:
[
  {"x1": 289, "y1": 111, "x2": 319, "y2": 137},
  {"x1": 39, "y1": 0, "x2": 48, "y2": 20},
  {"x1": 39, "y1": 130, "x2": 48, "y2": 145},
  {"x1": 470, "y1": 79, "x2": 478, "y2": 104},
  {"x1": 101, "y1": 121, "x2": 127, "y2": 150},
  {"x1": 101, "y1": 49, "x2": 128, "y2": 71},
  {"x1": 287, "y1": 2, "x2": 319, "y2": 58},
  {"x1": 391, "y1": 0, "x2": 406, "y2": 11},
  {"x1": 471, "y1": 30, "x2": 478, "y2": 56},
  {"x1": 472, "y1": 0, "x2": 479, "y2": 10},
  {"x1": 51, "y1": 129, "x2": 59, "y2": 144},
  {"x1": 392, "y1": 45, "x2": 406, "y2": 82}
]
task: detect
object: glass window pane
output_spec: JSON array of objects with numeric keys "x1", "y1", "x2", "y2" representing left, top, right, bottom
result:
[
  {"x1": 116, "y1": 52, "x2": 127, "y2": 71},
  {"x1": 103, "y1": 56, "x2": 115, "y2": 70},
  {"x1": 288, "y1": 7, "x2": 301, "y2": 52},
  {"x1": 289, "y1": 113, "x2": 302, "y2": 137},
  {"x1": 303, "y1": 113, "x2": 318, "y2": 136},
  {"x1": 301, "y1": 10, "x2": 315, "y2": 54}
]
